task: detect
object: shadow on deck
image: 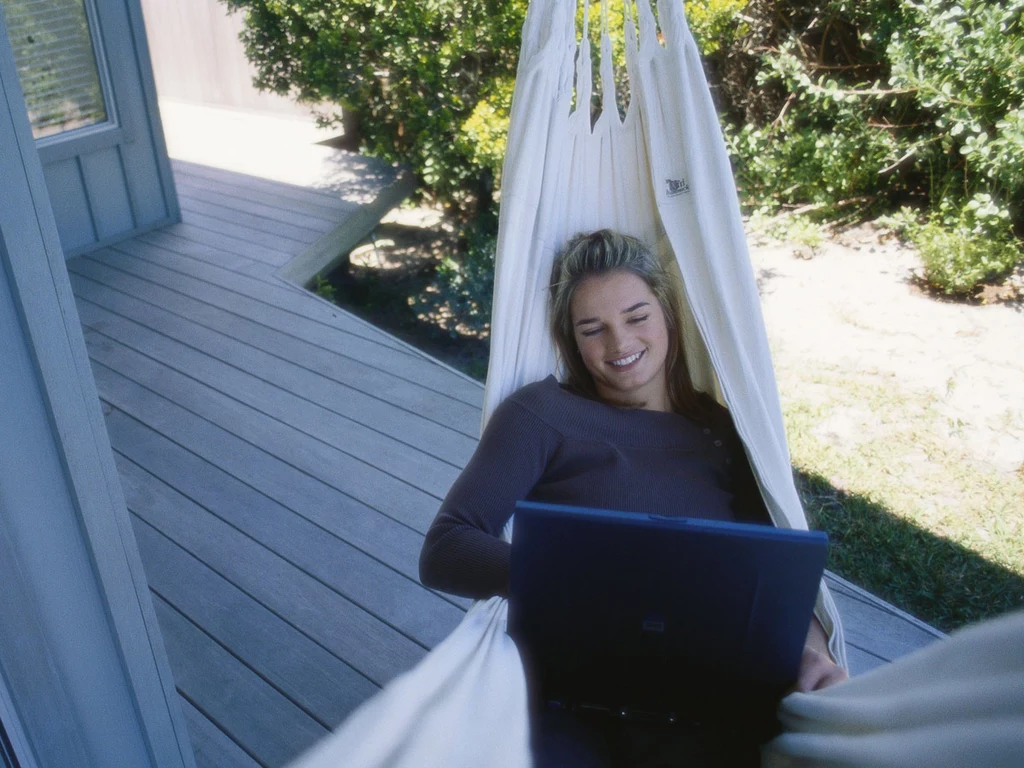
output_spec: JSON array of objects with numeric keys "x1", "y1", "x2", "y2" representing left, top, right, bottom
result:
[{"x1": 68, "y1": 160, "x2": 943, "y2": 767}]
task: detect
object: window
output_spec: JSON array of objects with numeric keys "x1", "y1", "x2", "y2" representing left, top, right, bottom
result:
[{"x1": 2, "y1": 0, "x2": 109, "y2": 139}]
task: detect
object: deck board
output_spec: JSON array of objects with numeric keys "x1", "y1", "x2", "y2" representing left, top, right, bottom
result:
[
  {"x1": 173, "y1": 159, "x2": 359, "y2": 215},
  {"x1": 150, "y1": 224, "x2": 296, "y2": 270},
  {"x1": 153, "y1": 595, "x2": 328, "y2": 768},
  {"x1": 181, "y1": 699, "x2": 262, "y2": 768},
  {"x1": 116, "y1": 449, "x2": 432, "y2": 681},
  {"x1": 179, "y1": 198, "x2": 324, "y2": 245},
  {"x1": 110, "y1": 406, "x2": 468, "y2": 611},
  {"x1": 68, "y1": 161, "x2": 944, "y2": 766},
  {"x1": 174, "y1": 176, "x2": 347, "y2": 232},
  {"x1": 134, "y1": 515, "x2": 381, "y2": 725},
  {"x1": 74, "y1": 296, "x2": 463, "y2": 497},
  {"x1": 68, "y1": 258, "x2": 480, "y2": 444}
]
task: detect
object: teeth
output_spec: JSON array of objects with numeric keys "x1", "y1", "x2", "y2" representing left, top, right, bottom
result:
[{"x1": 610, "y1": 350, "x2": 643, "y2": 367}]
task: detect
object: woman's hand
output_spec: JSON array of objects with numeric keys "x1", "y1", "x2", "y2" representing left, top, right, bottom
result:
[
  {"x1": 796, "y1": 616, "x2": 849, "y2": 692},
  {"x1": 796, "y1": 645, "x2": 848, "y2": 692}
]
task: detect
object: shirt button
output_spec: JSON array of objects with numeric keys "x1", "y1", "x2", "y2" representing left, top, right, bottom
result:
[
  {"x1": 714, "y1": 439, "x2": 723, "y2": 447},
  {"x1": 703, "y1": 428, "x2": 711, "y2": 435}
]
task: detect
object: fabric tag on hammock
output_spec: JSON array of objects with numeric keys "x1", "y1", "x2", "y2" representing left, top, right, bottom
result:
[{"x1": 665, "y1": 177, "x2": 691, "y2": 198}]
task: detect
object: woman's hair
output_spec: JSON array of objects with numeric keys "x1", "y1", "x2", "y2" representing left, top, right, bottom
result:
[{"x1": 549, "y1": 229, "x2": 706, "y2": 419}]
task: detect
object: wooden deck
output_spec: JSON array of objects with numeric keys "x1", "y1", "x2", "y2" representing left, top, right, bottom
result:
[{"x1": 68, "y1": 160, "x2": 944, "y2": 768}]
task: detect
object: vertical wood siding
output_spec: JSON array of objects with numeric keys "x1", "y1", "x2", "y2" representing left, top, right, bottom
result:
[{"x1": 138, "y1": 0, "x2": 311, "y2": 116}]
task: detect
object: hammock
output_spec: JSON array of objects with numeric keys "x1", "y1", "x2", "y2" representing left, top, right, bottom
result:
[{"x1": 287, "y1": 1, "x2": 1022, "y2": 766}]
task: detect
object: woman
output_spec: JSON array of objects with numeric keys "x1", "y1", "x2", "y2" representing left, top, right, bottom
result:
[{"x1": 420, "y1": 229, "x2": 845, "y2": 767}]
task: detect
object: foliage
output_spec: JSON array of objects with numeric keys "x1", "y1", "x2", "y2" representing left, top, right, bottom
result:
[
  {"x1": 410, "y1": 213, "x2": 497, "y2": 338},
  {"x1": 715, "y1": 0, "x2": 1024, "y2": 293},
  {"x1": 910, "y1": 207, "x2": 1022, "y2": 295},
  {"x1": 231, "y1": 0, "x2": 1024, "y2": 294},
  {"x1": 685, "y1": 0, "x2": 750, "y2": 55},
  {"x1": 312, "y1": 274, "x2": 336, "y2": 302},
  {"x1": 454, "y1": 77, "x2": 515, "y2": 192}
]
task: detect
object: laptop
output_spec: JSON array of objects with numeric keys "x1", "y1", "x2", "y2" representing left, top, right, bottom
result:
[{"x1": 507, "y1": 500, "x2": 828, "y2": 730}]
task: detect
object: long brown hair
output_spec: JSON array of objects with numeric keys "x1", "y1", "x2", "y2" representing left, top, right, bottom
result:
[{"x1": 549, "y1": 229, "x2": 707, "y2": 420}]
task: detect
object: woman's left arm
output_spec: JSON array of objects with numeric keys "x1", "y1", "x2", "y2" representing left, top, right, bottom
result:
[
  {"x1": 716, "y1": 402, "x2": 847, "y2": 691},
  {"x1": 797, "y1": 617, "x2": 849, "y2": 691}
]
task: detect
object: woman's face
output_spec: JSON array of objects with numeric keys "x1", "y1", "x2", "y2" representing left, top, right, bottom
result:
[{"x1": 570, "y1": 270, "x2": 671, "y2": 411}]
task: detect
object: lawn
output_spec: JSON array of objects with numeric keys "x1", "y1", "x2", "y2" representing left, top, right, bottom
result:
[{"x1": 782, "y1": 365, "x2": 1024, "y2": 632}]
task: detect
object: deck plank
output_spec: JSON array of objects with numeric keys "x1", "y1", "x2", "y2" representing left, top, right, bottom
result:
[
  {"x1": 115, "y1": 428, "x2": 464, "y2": 648},
  {"x1": 110, "y1": 404, "x2": 469, "y2": 611},
  {"x1": 178, "y1": 207, "x2": 316, "y2": 253},
  {"x1": 133, "y1": 514, "x2": 381, "y2": 726},
  {"x1": 115, "y1": 447, "x2": 431, "y2": 682},
  {"x1": 181, "y1": 699, "x2": 262, "y2": 768},
  {"x1": 153, "y1": 595, "x2": 327, "y2": 768},
  {"x1": 82, "y1": 243, "x2": 484, "y2": 402},
  {"x1": 825, "y1": 573, "x2": 944, "y2": 667},
  {"x1": 179, "y1": 197, "x2": 324, "y2": 245},
  {"x1": 100, "y1": 238, "x2": 423, "y2": 357},
  {"x1": 69, "y1": 258, "x2": 480, "y2": 445},
  {"x1": 75, "y1": 295, "x2": 463, "y2": 497},
  {"x1": 91, "y1": 351, "x2": 440, "y2": 530},
  {"x1": 173, "y1": 160, "x2": 359, "y2": 215},
  {"x1": 153, "y1": 222, "x2": 295, "y2": 269},
  {"x1": 174, "y1": 176, "x2": 344, "y2": 232}
]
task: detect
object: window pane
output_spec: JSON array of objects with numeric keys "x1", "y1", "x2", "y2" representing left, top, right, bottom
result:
[{"x1": 2, "y1": 0, "x2": 108, "y2": 139}]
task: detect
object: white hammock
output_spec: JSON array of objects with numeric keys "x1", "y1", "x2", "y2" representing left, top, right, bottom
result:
[
  {"x1": 483, "y1": 0, "x2": 848, "y2": 660},
  {"x1": 287, "y1": 1, "x2": 1022, "y2": 766}
]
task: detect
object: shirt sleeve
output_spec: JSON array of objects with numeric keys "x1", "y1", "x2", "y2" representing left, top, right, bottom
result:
[{"x1": 419, "y1": 397, "x2": 563, "y2": 599}]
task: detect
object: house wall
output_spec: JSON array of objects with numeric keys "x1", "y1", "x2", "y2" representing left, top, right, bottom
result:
[
  {"x1": 139, "y1": 0, "x2": 311, "y2": 117},
  {"x1": 0, "y1": 11, "x2": 194, "y2": 768}
]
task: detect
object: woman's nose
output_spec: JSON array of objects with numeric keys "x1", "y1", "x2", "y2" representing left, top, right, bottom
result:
[{"x1": 606, "y1": 324, "x2": 627, "y2": 350}]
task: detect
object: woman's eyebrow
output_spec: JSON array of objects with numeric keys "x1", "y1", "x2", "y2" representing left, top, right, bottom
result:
[
  {"x1": 622, "y1": 302, "x2": 650, "y2": 313},
  {"x1": 575, "y1": 316, "x2": 600, "y2": 327}
]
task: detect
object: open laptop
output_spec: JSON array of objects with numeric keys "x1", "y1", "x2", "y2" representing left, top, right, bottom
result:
[{"x1": 507, "y1": 500, "x2": 828, "y2": 731}]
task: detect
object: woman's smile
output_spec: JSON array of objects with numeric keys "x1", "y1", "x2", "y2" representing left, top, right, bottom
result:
[
  {"x1": 608, "y1": 348, "x2": 646, "y2": 368},
  {"x1": 571, "y1": 270, "x2": 671, "y2": 411}
]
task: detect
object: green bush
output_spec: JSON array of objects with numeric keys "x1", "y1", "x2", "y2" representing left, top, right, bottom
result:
[
  {"x1": 909, "y1": 199, "x2": 1022, "y2": 295},
  {"x1": 716, "y1": 0, "x2": 1024, "y2": 292},
  {"x1": 411, "y1": 214, "x2": 496, "y2": 337}
]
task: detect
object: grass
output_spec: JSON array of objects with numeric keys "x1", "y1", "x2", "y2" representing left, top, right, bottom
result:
[{"x1": 781, "y1": 365, "x2": 1024, "y2": 631}]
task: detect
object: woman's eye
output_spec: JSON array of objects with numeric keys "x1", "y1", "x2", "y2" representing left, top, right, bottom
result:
[
  {"x1": 627, "y1": 315, "x2": 649, "y2": 324},
  {"x1": 580, "y1": 328, "x2": 602, "y2": 337}
]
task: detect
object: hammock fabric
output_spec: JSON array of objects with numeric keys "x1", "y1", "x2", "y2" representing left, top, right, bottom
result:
[{"x1": 288, "y1": 1, "x2": 1020, "y2": 766}]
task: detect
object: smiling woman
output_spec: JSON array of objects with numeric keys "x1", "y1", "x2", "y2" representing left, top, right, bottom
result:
[
  {"x1": 418, "y1": 229, "x2": 845, "y2": 767},
  {"x1": 549, "y1": 230, "x2": 707, "y2": 420},
  {"x1": 570, "y1": 271, "x2": 671, "y2": 411}
]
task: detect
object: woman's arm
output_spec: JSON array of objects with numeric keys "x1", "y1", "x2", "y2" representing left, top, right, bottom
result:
[{"x1": 419, "y1": 397, "x2": 562, "y2": 599}]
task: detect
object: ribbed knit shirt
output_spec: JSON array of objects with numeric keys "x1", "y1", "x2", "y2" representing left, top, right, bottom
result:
[{"x1": 419, "y1": 376, "x2": 771, "y2": 599}]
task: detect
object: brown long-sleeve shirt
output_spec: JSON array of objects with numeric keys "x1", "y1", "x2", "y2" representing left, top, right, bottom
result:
[{"x1": 419, "y1": 376, "x2": 770, "y2": 599}]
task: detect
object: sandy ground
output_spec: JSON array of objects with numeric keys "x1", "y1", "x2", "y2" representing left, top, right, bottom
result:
[{"x1": 750, "y1": 225, "x2": 1024, "y2": 478}]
